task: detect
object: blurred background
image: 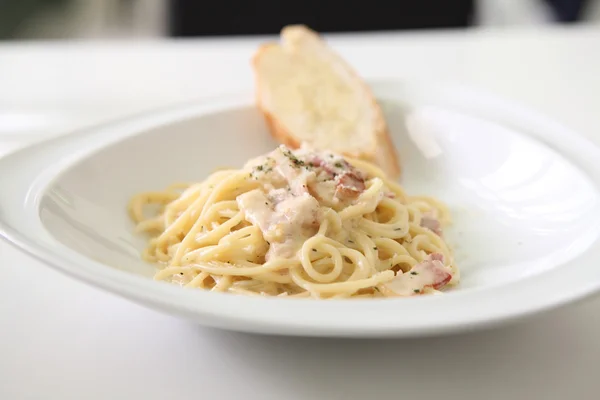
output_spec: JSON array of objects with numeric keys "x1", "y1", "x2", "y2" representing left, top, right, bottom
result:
[{"x1": 1, "y1": 0, "x2": 599, "y2": 40}]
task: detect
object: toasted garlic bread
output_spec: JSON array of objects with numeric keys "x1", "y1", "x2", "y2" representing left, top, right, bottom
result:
[{"x1": 252, "y1": 25, "x2": 401, "y2": 178}]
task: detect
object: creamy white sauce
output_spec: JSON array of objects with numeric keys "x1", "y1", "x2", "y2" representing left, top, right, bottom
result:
[
  {"x1": 237, "y1": 145, "x2": 366, "y2": 260},
  {"x1": 238, "y1": 189, "x2": 320, "y2": 260}
]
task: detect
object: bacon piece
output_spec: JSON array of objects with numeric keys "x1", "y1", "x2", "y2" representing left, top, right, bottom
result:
[
  {"x1": 420, "y1": 215, "x2": 442, "y2": 236},
  {"x1": 429, "y1": 253, "x2": 444, "y2": 262},
  {"x1": 334, "y1": 171, "x2": 365, "y2": 199},
  {"x1": 280, "y1": 150, "x2": 367, "y2": 200},
  {"x1": 383, "y1": 253, "x2": 452, "y2": 296},
  {"x1": 307, "y1": 156, "x2": 366, "y2": 200},
  {"x1": 420, "y1": 254, "x2": 452, "y2": 289}
]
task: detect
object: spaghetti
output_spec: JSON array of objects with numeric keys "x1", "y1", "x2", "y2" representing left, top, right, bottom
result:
[{"x1": 129, "y1": 145, "x2": 458, "y2": 298}]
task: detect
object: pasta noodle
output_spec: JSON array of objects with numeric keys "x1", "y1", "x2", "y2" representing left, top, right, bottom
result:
[{"x1": 128, "y1": 145, "x2": 459, "y2": 299}]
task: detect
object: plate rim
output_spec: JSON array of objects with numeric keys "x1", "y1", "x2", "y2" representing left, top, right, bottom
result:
[{"x1": 2, "y1": 80, "x2": 600, "y2": 337}]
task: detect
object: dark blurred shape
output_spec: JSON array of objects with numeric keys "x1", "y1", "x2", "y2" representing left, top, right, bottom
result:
[
  {"x1": 169, "y1": 0, "x2": 475, "y2": 37},
  {"x1": 543, "y1": 0, "x2": 590, "y2": 22},
  {"x1": 0, "y1": 0, "x2": 67, "y2": 39}
]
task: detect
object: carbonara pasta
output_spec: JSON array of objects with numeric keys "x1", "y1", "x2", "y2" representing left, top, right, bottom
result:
[{"x1": 129, "y1": 145, "x2": 459, "y2": 298}]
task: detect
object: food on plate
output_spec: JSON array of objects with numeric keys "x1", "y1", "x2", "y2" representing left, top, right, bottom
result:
[
  {"x1": 129, "y1": 145, "x2": 458, "y2": 298},
  {"x1": 252, "y1": 25, "x2": 401, "y2": 179},
  {"x1": 128, "y1": 25, "x2": 457, "y2": 299}
]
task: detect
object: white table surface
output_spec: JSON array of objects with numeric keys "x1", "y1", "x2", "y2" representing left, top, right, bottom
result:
[{"x1": 2, "y1": 26, "x2": 600, "y2": 399}]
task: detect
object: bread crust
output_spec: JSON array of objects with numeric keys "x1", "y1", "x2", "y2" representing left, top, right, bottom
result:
[{"x1": 252, "y1": 27, "x2": 401, "y2": 178}]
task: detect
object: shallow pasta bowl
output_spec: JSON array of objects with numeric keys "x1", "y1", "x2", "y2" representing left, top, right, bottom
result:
[{"x1": 2, "y1": 80, "x2": 600, "y2": 337}]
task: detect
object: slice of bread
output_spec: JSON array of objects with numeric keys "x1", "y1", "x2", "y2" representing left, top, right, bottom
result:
[{"x1": 252, "y1": 25, "x2": 401, "y2": 179}]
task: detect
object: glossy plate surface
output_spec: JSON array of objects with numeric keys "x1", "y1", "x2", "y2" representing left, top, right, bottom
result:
[{"x1": 2, "y1": 81, "x2": 600, "y2": 337}]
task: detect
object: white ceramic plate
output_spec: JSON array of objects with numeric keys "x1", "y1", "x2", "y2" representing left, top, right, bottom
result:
[{"x1": 2, "y1": 80, "x2": 600, "y2": 337}]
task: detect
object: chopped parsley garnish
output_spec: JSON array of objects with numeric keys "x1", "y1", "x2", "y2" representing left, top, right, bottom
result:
[
  {"x1": 373, "y1": 247, "x2": 378, "y2": 250},
  {"x1": 334, "y1": 162, "x2": 343, "y2": 168},
  {"x1": 256, "y1": 165, "x2": 264, "y2": 171},
  {"x1": 283, "y1": 149, "x2": 305, "y2": 167},
  {"x1": 413, "y1": 289, "x2": 420, "y2": 293},
  {"x1": 348, "y1": 240, "x2": 354, "y2": 244},
  {"x1": 410, "y1": 271, "x2": 418, "y2": 275}
]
